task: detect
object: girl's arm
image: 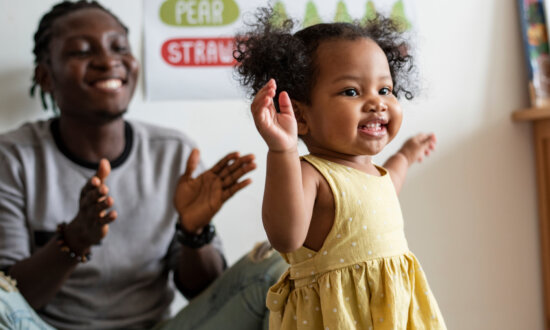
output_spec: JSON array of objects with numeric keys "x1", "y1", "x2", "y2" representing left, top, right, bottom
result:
[
  {"x1": 252, "y1": 80, "x2": 316, "y2": 252},
  {"x1": 263, "y1": 151, "x2": 313, "y2": 252},
  {"x1": 384, "y1": 133, "x2": 436, "y2": 194}
]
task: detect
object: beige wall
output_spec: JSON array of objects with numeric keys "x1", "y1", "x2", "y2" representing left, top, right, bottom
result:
[{"x1": 0, "y1": 0, "x2": 543, "y2": 328}]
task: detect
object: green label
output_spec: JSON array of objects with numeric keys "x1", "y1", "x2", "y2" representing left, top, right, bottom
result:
[
  {"x1": 271, "y1": 1, "x2": 288, "y2": 28},
  {"x1": 333, "y1": 0, "x2": 352, "y2": 23},
  {"x1": 362, "y1": 1, "x2": 377, "y2": 24},
  {"x1": 390, "y1": 0, "x2": 411, "y2": 31},
  {"x1": 160, "y1": 0, "x2": 239, "y2": 27},
  {"x1": 303, "y1": 1, "x2": 322, "y2": 28}
]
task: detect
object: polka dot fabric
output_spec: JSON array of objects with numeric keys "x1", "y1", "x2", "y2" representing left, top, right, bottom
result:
[{"x1": 267, "y1": 155, "x2": 446, "y2": 329}]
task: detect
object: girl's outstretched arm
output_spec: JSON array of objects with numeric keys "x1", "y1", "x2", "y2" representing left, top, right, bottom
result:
[
  {"x1": 384, "y1": 133, "x2": 436, "y2": 194},
  {"x1": 252, "y1": 80, "x2": 314, "y2": 253}
]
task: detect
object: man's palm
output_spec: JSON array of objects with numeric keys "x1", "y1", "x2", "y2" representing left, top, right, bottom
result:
[{"x1": 174, "y1": 149, "x2": 256, "y2": 233}]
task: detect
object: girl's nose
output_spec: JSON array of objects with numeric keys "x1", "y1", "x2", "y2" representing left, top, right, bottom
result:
[
  {"x1": 372, "y1": 101, "x2": 388, "y2": 112},
  {"x1": 365, "y1": 96, "x2": 388, "y2": 112}
]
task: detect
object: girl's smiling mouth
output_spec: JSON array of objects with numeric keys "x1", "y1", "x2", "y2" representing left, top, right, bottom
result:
[{"x1": 358, "y1": 118, "x2": 388, "y2": 137}]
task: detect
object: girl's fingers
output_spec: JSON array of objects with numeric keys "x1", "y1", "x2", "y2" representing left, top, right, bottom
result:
[
  {"x1": 251, "y1": 80, "x2": 276, "y2": 111},
  {"x1": 252, "y1": 93, "x2": 275, "y2": 122},
  {"x1": 429, "y1": 132, "x2": 436, "y2": 141},
  {"x1": 278, "y1": 91, "x2": 294, "y2": 117},
  {"x1": 251, "y1": 90, "x2": 266, "y2": 112}
]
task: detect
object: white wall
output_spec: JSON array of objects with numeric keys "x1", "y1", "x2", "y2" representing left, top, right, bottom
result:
[{"x1": 0, "y1": 0, "x2": 543, "y2": 329}]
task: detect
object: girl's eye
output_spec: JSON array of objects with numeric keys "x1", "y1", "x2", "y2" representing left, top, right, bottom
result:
[
  {"x1": 379, "y1": 87, "x2": 392, "y2": 95},
  {"x1": 342, "y1": 89, "x2": 358, "y2": 97}
]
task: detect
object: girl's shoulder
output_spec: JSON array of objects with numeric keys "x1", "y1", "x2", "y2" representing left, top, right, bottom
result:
[{"x1": 300, "y1": 156, "x2": 324, "y2": 190}]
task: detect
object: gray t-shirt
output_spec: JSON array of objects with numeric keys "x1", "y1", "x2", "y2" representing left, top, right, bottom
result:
[{"x1": 0, "y1": 119, "x2": 219, "y2": 329}]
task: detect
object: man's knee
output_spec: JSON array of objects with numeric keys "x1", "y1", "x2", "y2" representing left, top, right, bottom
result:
[
  {"x1": 242, "y1": 242, "x2": 287, "y2": 284},
  {"x1": 237, "y1": 244, "x2": 287, "y2": 310},
  {"x1": 0, "y1": 273, "x2": 53, "y2": 330}
]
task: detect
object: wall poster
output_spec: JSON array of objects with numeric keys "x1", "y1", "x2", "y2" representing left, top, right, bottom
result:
[{"x1": 143, "y1": 0, "x2": 415, "y2": 101}]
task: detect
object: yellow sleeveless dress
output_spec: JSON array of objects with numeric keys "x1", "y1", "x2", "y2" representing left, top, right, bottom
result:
[{"x1": 266, "y1": 155, "x2": 446, "y2": 330}]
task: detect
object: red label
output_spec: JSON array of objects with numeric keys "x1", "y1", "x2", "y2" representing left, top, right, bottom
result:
[{"x1": 161, "y1": 37, "x2": 236, "y2": 67}]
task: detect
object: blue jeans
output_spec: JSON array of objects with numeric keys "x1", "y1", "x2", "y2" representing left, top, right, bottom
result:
[
  {"x1": 155, "y1": 250, "x2": 287, "y2": 330},
  {"x1": 0, "y1": 251, "x2": 286, "y2": 330},
  {"x1": 0, "y1": 273, "x2": 54, "y2": 330}
]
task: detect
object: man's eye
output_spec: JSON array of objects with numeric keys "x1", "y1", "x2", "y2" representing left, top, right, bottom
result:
[
  {"x1": 68, "y1": 49, "x2": 90, "y2": 56},
  {"x1": 71, "y1": 51, "x2": 89, "y2": 57},
  {"x1": 114, "y1": 45, "x2": 130, "y2": 54},
  {"x1": 342, "y1": 89, "x2": 358, "y2": 97},
  {"x1": 379, "y1": 87, "x2": 392, "y2": 95}
]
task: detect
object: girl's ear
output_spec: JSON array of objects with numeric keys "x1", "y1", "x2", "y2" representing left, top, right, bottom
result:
[
  {"x1": 292, "y1": 100, "x2": 309, "y2": 136},
  {"x1": 34, "y1": 64, "x2": 53, "y2": 93}
]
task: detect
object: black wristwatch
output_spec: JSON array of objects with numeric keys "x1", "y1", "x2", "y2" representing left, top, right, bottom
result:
[{"x1": 175, "y1": 222, "x2": 216, "y2": 249}]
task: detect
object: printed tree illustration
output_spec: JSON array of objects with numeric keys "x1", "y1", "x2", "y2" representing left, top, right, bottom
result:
[
  {"x1": 390, "y1": 0, "x2": 412, "y2": 31},
  {"x1": 303, "y1": 1, "x2": 322, "y2": 28},
  {"x1": 271, "y1": 1, "x2": 288, "y2": 28},
  {"x1": 362, "y1": 0, "x2": 377, "y2": 24},
  {"x1": 334, "y1": 0, "x2": 352, "y2": 23}
]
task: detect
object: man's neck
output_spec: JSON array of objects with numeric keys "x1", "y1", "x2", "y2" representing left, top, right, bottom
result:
[{"x1": 58, "y1": 116, "x2": 126, "y2": 164}]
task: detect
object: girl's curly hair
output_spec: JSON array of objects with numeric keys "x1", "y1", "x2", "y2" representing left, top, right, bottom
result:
[{"x1": 234, "y1": 7, "x2": 416, "y2": 110}]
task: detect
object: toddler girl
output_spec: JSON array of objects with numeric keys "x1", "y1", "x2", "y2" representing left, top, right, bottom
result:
[{"x1": 234, "y1": 8, "x2": 446, "y2": 330}]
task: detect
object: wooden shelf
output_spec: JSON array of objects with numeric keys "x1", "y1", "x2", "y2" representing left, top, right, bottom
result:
[
  {"x1": 513, "y1": 109, "x2": 550, "y2": 329},
  {"x1": 513, "y1": 107, "x2": 550, "y2": 122}
]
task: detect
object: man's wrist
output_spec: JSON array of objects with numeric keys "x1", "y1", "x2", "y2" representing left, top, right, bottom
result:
[
  {"x1": 57, "y1": 223, "x2": 92, "y2": 263},
  {"x1": 176, "y1": 222, "x2": 216, "y2": 249},
  {"x1": 64, "y1": 222, "x2": 92, "y2": 255}
]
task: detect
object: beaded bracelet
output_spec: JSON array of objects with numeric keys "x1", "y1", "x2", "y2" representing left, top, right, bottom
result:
[{"x1": 56, "y1": 223, "x2": 91, "y2": 263}]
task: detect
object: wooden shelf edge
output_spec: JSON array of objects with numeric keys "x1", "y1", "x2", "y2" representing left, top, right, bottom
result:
[{"x1": 513, "y1": 107, "x2": 550, "y2": 122}]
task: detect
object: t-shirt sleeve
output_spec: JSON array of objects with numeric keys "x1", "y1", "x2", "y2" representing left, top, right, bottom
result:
[{"x1": 0, "y1": 145, "x2": 30, "y2": 271}]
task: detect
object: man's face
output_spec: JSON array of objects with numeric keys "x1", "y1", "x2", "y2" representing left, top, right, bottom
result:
[{"x1": 42, "y1": 8, "x2": 139, "y2": 123}]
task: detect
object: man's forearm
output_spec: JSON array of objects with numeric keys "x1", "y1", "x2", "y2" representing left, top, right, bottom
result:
[
  {"x1": 175, "y1": 244, "x2": 225, "y2": 299},
  {"x1": 9, "y1": 238, "x2": 79, "y2": 309}
]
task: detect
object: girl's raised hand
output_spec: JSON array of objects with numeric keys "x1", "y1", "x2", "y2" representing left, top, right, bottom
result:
[
  {"x1": 251, "y1": 79, "x2": 298, "y2": 152},
  {"x1": 398, "y1": 133, "x2": 437, "y2": 164}
]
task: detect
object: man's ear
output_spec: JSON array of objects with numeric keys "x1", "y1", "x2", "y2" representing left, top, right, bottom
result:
[
  {"x1": 34, "y1": 63, "x2": 53, "y2": 94},
  {"x1": 292, "y1": 100, "x2": 309, "y2": 136}
]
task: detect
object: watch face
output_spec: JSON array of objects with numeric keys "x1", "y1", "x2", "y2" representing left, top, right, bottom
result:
[{"x1": 176, "y1": 223, "x2": 216, "y2": 249}]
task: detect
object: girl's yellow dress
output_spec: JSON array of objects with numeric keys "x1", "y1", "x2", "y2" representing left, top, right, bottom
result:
[{"x1": 267, "y1": 155, "x2": 446, "y2": 329}]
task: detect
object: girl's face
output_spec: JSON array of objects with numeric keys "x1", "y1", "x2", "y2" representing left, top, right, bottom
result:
[
  {"x1": 297, "y1": 38, "x2": 402, "y2": 160},
  {"x1": 40, "y1": 8, "x2": 139, "y2": 122}
]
